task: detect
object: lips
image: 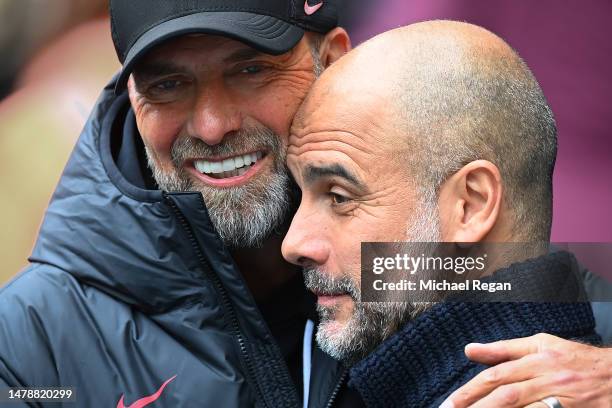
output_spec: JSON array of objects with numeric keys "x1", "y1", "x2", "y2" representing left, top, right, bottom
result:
[
  {"x1": 187, "y1": 150, "x2": 269, "y2": 187},
  {"x1": 193, "y1": 151, "x2": 264, "y2": 179},
  {"x1": 310, "y1": 288, "x2": 349, "y2": 299},
  {"x1": 316, "y1": 293, "x2": 350, "y2": 308},
  {"x1": 310, "y1": 289, "x2": 346, "y2": 297}
]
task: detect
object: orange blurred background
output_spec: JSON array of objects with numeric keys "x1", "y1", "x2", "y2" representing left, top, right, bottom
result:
[{"x1": 0, "y1": 1, "x2": 118, "y2": 283}]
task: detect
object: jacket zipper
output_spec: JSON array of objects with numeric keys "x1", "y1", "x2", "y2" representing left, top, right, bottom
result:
[
  {"x1": 164, "y1": 194, "x2": 268, "y2": 408},
  {"x1": 325, "y1": 368, "x2": 348, "y2": 408}
]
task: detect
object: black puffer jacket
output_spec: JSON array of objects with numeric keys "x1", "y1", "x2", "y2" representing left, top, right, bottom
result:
[{"x1": 0, "y1": 79, "x2": 344, "y2": 407}]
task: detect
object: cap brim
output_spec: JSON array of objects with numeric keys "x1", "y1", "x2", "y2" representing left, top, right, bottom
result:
[{"x1": 115, "y1": 11, "x2": 304, "y2": 94}]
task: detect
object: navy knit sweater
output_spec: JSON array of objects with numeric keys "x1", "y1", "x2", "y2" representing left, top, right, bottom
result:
[{"x1": 348, "y1": 252, "x2": 600, "y2": 408}]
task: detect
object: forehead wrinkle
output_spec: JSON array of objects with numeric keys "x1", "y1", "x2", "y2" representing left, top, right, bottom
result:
[
  {"x1": 139, "y1": 35, "x2": 303, "y2": 75},
  {"x1": 289, "y1": 129, "x2": 377, "y2": 156},
  {"x1": 292, "y1": 94, "x2": 390, "y2": 151},
  {"x1": 222, "y1": 48, "x2": 263, "y2": 63},
  {"x1": 287, "y1": 139, "x2": 372, "y2": 176}
]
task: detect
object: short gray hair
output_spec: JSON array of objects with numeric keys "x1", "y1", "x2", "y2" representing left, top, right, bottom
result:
[{"x1": 392, "y1": 23, "x2": 557, "y2": 241}]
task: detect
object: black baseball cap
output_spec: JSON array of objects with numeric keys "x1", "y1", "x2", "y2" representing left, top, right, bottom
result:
[{"x1": 110, "y1": 0, "x2": 339, "y2": 93}]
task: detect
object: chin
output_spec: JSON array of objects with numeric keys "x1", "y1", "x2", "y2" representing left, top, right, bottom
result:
[
  {"x1": 315, "y1": 313, "x2": 366, "y2": 366},
  {"x1": 318, "y1": 318, "x2": 347, "y2": 339}
]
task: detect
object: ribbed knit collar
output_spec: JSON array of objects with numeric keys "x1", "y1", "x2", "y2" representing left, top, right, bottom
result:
[{"x1": 348, "y1": 251, "x2": 597, "y2": 408}]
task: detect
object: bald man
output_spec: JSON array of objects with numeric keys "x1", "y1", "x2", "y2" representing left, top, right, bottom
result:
[{"x1": 283, "y1": 21, "x2": 611, "y2": 408}]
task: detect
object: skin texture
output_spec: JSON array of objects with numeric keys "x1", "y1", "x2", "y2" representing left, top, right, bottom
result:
[
  {"x1": 128, "y1": 34, "x2": 320, "y2": 176},
  {"x1": 282, "y1": 74, "x2": 425, "y2": 330},
  {"x1": 129, "y1": 35, "x2": 308, "y2": 250},
  {"x1": 282, "y1": 21, "x2": 511, "y2": 345},
  {"x1": 127, "y1": 29, "x2": 351, "y2": 300},
  {"x1": 282, "y1": 21, "x2": 611, "y2": 406}
]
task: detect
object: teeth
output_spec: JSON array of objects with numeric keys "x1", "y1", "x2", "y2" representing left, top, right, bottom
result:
[
  {"x1": 194, "y1": 151, "x2": 264, "y2": 176},
  {"x1": 211, "y1": 162, "x2": 223, "y2": 174},
  {"x1": 194, "y1": 161, "x2": 206, "y2": 173},
  {"x1": 222, "y1": 158, "x2": 234, "y2": 172},
  {"x1": 234, "y1": 155, "x2": 244, "y2": 168}
]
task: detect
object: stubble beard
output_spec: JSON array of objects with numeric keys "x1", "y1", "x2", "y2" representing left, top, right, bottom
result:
[
  {"x1": 308, "y1": 195, "x2": 442, "y2": 366},
  {"x1": 145, "y1": 125, "x2": 295, "y2": 248},
  {"x1": 144, "y1": 49, "x2": 323, "y2": 249}
]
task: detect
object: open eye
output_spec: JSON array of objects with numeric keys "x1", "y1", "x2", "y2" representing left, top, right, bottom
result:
[
  {"x1": 329, "y1": 192, "x2": 351, "y2": 205},
  {"x1": 142, "y1": 77, "x2": 191, "y2": 101},
  {"x1": 153, "y1": 79, "x2": 183, "y2": 90},
  {"x1": 241, "y1": 65, "x2": 263, "y2": 74}
]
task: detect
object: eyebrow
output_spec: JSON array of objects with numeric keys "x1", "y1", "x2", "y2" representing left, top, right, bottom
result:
[
  {"x1": 133, "y1": 48, "x2": 266, "y2": 83},
  {"x1": 303, "y1": 164, "x2": 366, "y2": 190},
  {"x1": 223, "y1": 48, "x2": 265, "y2": 64},
  {"x1": 132, "y1": 61, "x2": 186, "y2": 83}
]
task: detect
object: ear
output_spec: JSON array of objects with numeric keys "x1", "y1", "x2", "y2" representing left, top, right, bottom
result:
[
  {"x1": 127, "y1": 75, "x2": 139, "y2": 105},
  {"x1": 318, "y1": 27, "x2": 351, "y2": 67},
  {"x1": 437, "y1": 160, "x2": 503, "y2": 243}
]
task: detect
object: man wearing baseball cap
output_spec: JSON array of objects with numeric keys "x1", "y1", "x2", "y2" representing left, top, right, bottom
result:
[
  {"x1": 2, "y1": 2, "x2": 607, "y2": 408},
  {"x1": 0, "y1": 1, "x2": 354, "y2": 406}
]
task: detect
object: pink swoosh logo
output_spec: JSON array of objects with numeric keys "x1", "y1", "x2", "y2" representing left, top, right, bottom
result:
[
  {"x1": 304, "y1": 0, "x2": 323, "y2": 15},
  {"x1": 116, "y1": 375, "x2": 176, "y2": 408}
]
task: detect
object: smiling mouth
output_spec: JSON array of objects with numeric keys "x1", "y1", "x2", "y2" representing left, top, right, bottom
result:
[{"x1": 193, "y1": 151, "x2": 266, "y2": 179}]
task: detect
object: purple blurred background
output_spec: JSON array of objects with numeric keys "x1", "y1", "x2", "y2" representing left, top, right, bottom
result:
[
  {"x1": 347, "y1": 0, "x2": 612, "y2": 242},
  {"x1": 1, "y1": 0, "x2": 610, "y2": 283}
]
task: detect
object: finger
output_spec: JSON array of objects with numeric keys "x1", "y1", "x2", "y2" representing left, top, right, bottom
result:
[
  {"x1": 465, "y1": 376, "x2": 567, "y2": 408},
  {"x1": 465, "y1": 333, "x2": 561, "y2": 365},
  {"x1": 523, "y1": 403, "x2": 548, "y2": 408},
  {"x1": 443, "y1": 351, "x2": 561, "y2": 408}
]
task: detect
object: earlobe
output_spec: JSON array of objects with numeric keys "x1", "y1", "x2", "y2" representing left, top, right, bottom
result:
[
  {"x1": 127, "y1": 76, "x2": 138, "y2": 105},
  {"x1": 438, "y1": 160, "x2": 503, "y2": 243},
  {"x1": 319, "y1": 27, "x2": 352, "y2": 67}
]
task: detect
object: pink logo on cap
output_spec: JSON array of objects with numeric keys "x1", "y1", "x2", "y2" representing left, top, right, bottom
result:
[{"x1": 304, "y1": 0, "x2": 323, "y2": 15}]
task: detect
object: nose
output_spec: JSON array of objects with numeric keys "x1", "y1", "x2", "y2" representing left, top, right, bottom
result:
[
  {"x1": 187, "y1": 79, "x2": 242, "y2": 146},
  {"x1": 282, "y1": 202, "x2": 330, "y2": 267}
]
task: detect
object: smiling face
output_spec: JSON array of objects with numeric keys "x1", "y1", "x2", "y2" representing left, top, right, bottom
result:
[
  {"x1": 127, "y1": 33, "x2": 322, "y2": 247},
  {"x1": 281, "y1": 65, "x2": 441, "y2": 363}
]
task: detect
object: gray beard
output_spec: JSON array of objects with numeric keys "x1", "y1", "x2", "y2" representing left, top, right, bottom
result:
[
  {"x1": 145, "y1": 126, "x2": 294, "y2": 248},
  {"x1": 144, "y1": 49, "x2": 322, "y2": 248},
  {"x1": 308, "y1": 196, "x2": 442, "y2": 366}
]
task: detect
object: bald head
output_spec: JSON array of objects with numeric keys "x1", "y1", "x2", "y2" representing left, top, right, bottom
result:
[{"x1": 294, "y1": 20, "x2": 557, "y2": 241}]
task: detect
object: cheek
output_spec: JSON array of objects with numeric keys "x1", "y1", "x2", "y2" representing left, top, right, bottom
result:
[
  {"x1": 374, "y1": 217, "x2": 410, "y2": 241},
  {"x1": 337, "y1": 215, "x2": 406, "y2": 283},
  {"x1": 358, "y1": 200, "x2": 415, "y2": 242},
  {"x1": 135, "y1": 105, "x2": 187, "y2": 164},
  {"x1": 326, "y1": 219, "x2": 364, "y2": 284},
  {"x1": 246, "y1": 79, "x2": 312, "y2": 139}
]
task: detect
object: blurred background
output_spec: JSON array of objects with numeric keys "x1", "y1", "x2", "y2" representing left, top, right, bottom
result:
[{"x1": 1, "y1": 0, "x2": 611, "y2": 285}]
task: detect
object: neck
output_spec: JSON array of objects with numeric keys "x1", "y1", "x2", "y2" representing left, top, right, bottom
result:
[
  {"x1": 231, "y1": 233, "x2": 300, "y2": 302},
  {"x1": 477, "y1": 241, "x2": 549, "y2": 278}
]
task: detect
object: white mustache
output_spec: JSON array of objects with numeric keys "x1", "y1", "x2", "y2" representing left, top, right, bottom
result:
[{"x1": 303, "y1": 267, "x2": 360, "y2": 301}]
